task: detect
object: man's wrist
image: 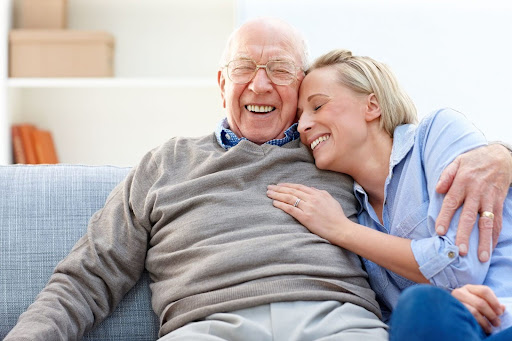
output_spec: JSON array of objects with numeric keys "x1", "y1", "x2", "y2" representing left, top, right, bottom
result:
[{"x1": 489, "y1": 141, "x2": 512, "y2": 186}]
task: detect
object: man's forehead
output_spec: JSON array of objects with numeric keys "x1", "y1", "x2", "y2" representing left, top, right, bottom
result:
[
  {"x1": 231, "y1": 51, "x2": 296, "y2": 62},
  {"x1": 229, "y1": 39, "x2": 300, "y2": 64},
  {"x1": 229, "y1": 26, "x2": 301, "y2": 63}
]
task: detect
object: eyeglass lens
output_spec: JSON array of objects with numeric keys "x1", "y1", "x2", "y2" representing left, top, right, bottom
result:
[{"x1": 227, "y1": 60, "x2": 297, "y2": 85}]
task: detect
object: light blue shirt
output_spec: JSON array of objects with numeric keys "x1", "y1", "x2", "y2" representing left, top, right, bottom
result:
[{"x1": 355, "y1": 108, "x2": 512, "y2": 323}]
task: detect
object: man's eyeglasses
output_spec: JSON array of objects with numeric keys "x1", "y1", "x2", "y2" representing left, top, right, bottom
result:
[{"x1": 224, "y1": 59, "x2": 302, "y2": 86}]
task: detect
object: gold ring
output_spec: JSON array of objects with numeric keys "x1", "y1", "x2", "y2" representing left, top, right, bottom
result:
[
  {"x1": 481, "y1": 211, "x2": 494, "y2": 219},
  {"x1": 293, "y1": 198, "x2": 301, "y2": 208}
]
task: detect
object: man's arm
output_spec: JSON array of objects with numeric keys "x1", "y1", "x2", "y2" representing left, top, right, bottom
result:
[
  {"x1": 5, "y1": 157, "x2": 155, "y2": 340},
  {"x1": 435, "y1": 143, "x2": 512, "y2": 262}
]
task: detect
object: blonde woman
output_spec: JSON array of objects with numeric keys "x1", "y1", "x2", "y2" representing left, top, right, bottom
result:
[{"x1": 267, "y1": 49, "x2": 512, "y2": 340}]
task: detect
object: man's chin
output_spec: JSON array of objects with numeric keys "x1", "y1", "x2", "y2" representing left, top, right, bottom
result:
[{"x1": 244, "y1": 132, "x2": 282, "y2": 145}]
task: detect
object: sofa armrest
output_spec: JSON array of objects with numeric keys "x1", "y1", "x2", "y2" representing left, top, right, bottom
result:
[{"x1": 0, "y1": 164, "x2": 159, "y2": 340}]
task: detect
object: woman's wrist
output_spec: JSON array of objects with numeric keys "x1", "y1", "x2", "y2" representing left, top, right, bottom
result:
[{"x1": 331, "y1": 218, "x2": 358, "y2": 249}]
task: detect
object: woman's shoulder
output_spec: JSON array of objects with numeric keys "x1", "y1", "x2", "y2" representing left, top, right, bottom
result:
[
  {"x1": 414, "y1": 108, "x2": 483, "y2": 145},
  {"x1": 418, "y1": 108, "x2": 467, "y2": 131}
]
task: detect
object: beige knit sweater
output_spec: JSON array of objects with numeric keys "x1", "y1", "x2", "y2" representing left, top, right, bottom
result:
[{"x1": 6, "y1": 134, "x2": 379, "y2": 340}]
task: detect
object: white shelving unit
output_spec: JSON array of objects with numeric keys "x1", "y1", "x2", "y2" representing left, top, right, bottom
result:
[{"x1": 2, "y1": 0, "x2": 236, "y2": 166}]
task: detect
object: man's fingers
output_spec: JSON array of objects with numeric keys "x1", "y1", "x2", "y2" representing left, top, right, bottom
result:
[
  {"x1": 492, "y1": 197, "x2": 504, "y2": 249},
  {"x1": 435, "y1": 191, "x2": 464, "y2": 236},
  {"x1": 436, "y1": 157, "x2": 460, "y2": 194},
  {"x1": 477, "y1": 208, "x2": 494, "y2": 262},
  {"x1": 452, "y1": 195, "x2": 480, "y2": 256},
  {"x1": 493, "y1": 211, "x2": 503, "y2": 249}
]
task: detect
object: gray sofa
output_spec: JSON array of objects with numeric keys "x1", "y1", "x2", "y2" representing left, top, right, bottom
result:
[{"x1": 0, "y1": 164, "x2": 160, "y2": 340}]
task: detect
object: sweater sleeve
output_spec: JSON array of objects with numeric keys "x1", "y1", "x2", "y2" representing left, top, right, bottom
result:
[
  {"x1": 410, "y1": 108, "x2": 490, "y2": 289},
  {"x1": 4, "y1": 152, "x2": 158, "y2": 341}
]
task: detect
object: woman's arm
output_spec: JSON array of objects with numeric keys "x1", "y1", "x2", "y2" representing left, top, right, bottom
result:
[
  {"x1": 267, "y1": 183, "x2": 428, "y2": 283},
  {"x1": 268, "y1": 109, "x2": 495, "y2": 289},
  {"x1": 414, "y1": 109, "x2": 491, "y2": 288}
]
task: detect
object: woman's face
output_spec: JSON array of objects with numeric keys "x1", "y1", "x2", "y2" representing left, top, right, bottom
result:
[{"x1": 297, "y1": 67, "x2": 371, "y2": 172}]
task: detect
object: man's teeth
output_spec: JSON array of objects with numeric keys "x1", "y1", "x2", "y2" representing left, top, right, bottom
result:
[
  {"x1": 311, "y1": 135, "x2": 330, "y2": 150},
  {"x1": 246, "y1": 105, "x2": 275, "y2": 113}
]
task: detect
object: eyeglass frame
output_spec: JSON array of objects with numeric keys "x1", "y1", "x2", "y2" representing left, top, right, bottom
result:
[{"x1": 223, "y1": 58, "x2": 305, "y2": 86}]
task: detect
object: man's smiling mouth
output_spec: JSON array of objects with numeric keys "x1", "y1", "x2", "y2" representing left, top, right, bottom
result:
[{"x1": 246, "y1": 105, "x2": 276, "y2": 113}]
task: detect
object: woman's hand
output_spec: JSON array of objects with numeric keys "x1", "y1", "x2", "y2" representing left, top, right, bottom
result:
[
  {"x1": 266, "y1": 183, "x2": 348, "y2": 242},
  {"x1": 267, "y1": 183, "x2": 429, "y2": 283},
  {"x1": 451, "y1": 284, "x2": 506, "y2": 334}
]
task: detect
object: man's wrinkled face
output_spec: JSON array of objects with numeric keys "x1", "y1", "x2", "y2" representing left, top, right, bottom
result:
[{"x1": 218, "y1": 22, "x2": 304, "y2": 144}]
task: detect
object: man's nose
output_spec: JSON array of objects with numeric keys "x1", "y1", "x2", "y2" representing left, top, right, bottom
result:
[{"x1": 248, "y1": 68, "x2": 273, "y2": 94}]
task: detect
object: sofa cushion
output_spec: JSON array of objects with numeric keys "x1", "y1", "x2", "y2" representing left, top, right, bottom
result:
[{"x1": 0, "y1": 164, "x2": 159, "y2": 340}]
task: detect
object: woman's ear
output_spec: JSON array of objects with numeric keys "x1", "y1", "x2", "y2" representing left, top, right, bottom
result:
[
  {"x1": 218, "y1": 70, "x2": 226, "y2": 108},
  {"x1": 365, "y1": 93, "x2": 381, "y2": 122}
]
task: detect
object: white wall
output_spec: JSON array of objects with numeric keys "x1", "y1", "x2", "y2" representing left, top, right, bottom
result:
[
  {"x1": 0, "y1": 1, "x2": 11, "y2": 164},
  {"x1": 237, "y1": 0, "x2": 512, "y2": 142}
]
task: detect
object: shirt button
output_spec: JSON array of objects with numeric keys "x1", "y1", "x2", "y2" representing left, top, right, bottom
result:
[
  {"x1": 225, "y1": 134, "x2": 231, "y2": 140},
  {"x1": 447, "y1": 251, "x2": 456, "y2": 259}
]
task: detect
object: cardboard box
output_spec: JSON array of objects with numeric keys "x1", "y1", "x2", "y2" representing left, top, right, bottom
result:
[
  {"x1": 9, "y1": 30, "x2": 115, "y2": 77},
  {"x1": 22, "y1": 0, "x2": 68, "y2": 29}
]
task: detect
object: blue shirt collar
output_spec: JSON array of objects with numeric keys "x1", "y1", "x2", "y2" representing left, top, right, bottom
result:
[
  {"x1": 353, "y1": 123, "x2": 417, "y2": 215},
  {"x1": 214, "y1": 118, "x2": 300, "y2": 150},
  {"x1": 389, "y1": 123, "x2": 416, "y2": 167}
]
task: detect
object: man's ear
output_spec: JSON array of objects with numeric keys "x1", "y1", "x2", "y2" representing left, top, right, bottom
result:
[
  {"x1": 218, "y1": 70, "x2": 226, "y2": 108},
  {"x1": 365, "y1": 93, "x2": 381, "y2": 122}
]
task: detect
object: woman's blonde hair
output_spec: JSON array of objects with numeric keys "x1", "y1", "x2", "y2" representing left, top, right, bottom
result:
[{"x1": 308, "y1": 49, "x2": 417, "y2": 136}]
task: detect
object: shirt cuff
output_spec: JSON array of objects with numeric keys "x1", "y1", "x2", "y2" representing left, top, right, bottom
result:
[{"x1": 411, "y1": 237, "x2": 459, "y2": 289}]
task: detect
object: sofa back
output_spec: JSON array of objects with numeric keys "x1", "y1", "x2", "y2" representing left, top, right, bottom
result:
[{"x1": 0, "y1": 164, "x2": 159, "y2": 340}]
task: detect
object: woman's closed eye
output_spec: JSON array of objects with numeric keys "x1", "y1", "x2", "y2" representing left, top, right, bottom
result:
[{"x1": 314, "y1": 104, "x2": 324, "y2": 111}]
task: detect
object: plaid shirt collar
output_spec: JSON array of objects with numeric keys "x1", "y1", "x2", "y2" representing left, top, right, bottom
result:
[{"x1": 214, "y1": 118, "x2": 300, "y2": 150}]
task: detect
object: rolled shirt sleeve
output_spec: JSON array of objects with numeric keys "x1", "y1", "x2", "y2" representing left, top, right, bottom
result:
[{"x1": 410, "y1": 109, "x2": 490, "y2": 289}]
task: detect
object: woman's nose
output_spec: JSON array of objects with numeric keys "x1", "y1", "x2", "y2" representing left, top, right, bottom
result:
[{"x1": 298, "y1": 113, "x2": 313, "y2": 134}]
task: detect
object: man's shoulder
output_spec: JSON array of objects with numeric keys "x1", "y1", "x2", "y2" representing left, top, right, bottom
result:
[
  {"x1": 151, "y1": 133, "x2": 218, "y2": 155},
  {"x1": 132, "y1": 133, "x2": 218, "y2": 176}
]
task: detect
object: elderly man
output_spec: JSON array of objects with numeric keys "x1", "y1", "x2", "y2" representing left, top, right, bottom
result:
[{"x1": 5, "y1": 18, "x2": 512, "y2": 341}]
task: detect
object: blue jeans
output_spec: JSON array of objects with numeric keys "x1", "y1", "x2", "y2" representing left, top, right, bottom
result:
[{"x1": 390, "y1": 285, "x2": 512, "y2": 341}]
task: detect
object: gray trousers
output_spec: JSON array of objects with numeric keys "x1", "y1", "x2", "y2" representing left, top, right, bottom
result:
[{"x1": 159, "y1": 300, "x2": 388, "y2": 341}]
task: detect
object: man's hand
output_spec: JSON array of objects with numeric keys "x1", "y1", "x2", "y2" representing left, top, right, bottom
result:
[
  {"x1": 451, "y1": 284, "x2": 505, "y2": 334},
  {"x1": 435, "y1": 144, "x2": 512, "y2": 262}
]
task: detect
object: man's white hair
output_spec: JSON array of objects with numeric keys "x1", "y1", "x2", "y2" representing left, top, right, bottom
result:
[{"x1": 219, "y1": 17, "x2": 310, "y2": 70}]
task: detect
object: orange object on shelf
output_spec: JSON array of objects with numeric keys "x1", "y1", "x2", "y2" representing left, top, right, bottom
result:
[{"x1": 11, "y1": 124, "x2": 59, "y2": 164}]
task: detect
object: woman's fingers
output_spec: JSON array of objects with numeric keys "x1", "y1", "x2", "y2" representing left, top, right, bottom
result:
[
  {"x1": 452, "y1": 285, "x2": 504, "y2": 332},
  {"x1": 267, "y1": 183, "x2": 316, "y2": 207},
  {"x1": 460, "y1": 302, "x2": 492, "y2": 334}
]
